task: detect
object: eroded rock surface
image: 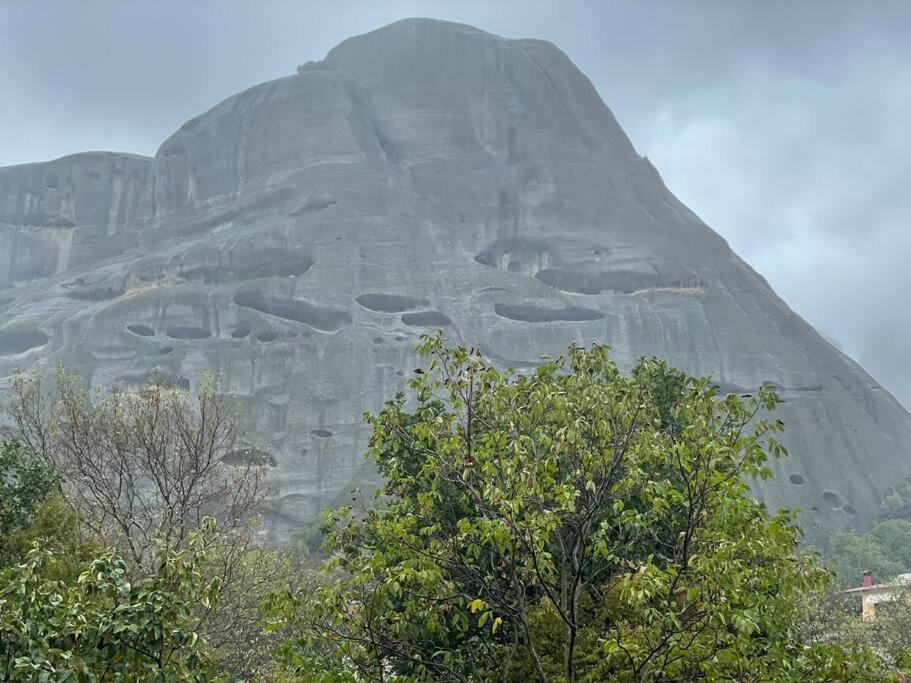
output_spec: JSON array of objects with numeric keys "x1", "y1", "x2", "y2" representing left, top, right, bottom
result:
[{"x1": 1, "y1": 19, "x2": 910, "y2": 542}]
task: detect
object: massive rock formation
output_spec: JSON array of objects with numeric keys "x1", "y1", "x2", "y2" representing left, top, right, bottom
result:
[{"x1": 1, "y1": 19, "x2": 908, "y2": 542}]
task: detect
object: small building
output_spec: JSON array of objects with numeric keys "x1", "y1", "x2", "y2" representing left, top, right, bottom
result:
[{"x1": 846, "y1": 570, "x2": 911, "y2": 619}]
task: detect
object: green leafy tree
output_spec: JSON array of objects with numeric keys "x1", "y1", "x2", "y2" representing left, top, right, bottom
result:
[
  {"x1": 801, "y1": 584, "x2": 911, "y2": 677},
  {"x1": 0, "y1": 519, "x2": 222, "y2": 681},
  {"x1": 880, "y1": 477, "x2": 911, "y2": 520},
  {"x1": 0, "y1": 440, "x2": 58, "y2": 566},
  {"x1": 6, "y1": 369, "x2": 275, "y2": 675},
  {"x1": 266, "y1": 336, "x2": 888, "y2": 682},
  {"x1": 826, "y1": 518, "x2": 911, "y2": 588}
]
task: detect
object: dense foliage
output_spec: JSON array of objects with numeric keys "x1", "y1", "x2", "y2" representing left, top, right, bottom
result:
[
  {"x1": 0, "y1": 440, "x2": 58, "y2": 567},
  {"x1": 1, "y1": 522, "x2": 220, "y2": 681},
  {"x1": 1, "y1": 340, "x2": 907, "y2": 680},
  {"x1": 264, "y1": 335, "x2": 891, "y2": 682},
  {"x1": 823, "y1": 476, "x2": 911, "y2": 588}
]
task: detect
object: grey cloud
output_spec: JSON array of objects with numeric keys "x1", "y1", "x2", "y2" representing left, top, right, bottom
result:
[{"x1": 629, "y1": 48, "x2": 911, "y2": 406}]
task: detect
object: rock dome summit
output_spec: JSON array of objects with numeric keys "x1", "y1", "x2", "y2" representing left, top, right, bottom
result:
[{"x1": 0, "y1": 18, "x2": 908, "y2": 541}]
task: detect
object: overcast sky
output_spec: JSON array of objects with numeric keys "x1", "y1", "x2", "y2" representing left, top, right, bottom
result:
[{"x1": 1, "y1": 1, "x2": 908, "y2": 407}]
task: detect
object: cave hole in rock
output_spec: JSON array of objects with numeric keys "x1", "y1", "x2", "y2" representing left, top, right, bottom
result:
[
  {"x1": 127, "y1": 324, "x2": 155, "y2": 337},
  {"x1": 373, "y1": 337, "x2": 385, "y2": 344},
  {"x1": 493, "y1": 303, "x2": 604, "y2": 323},
  {"x1": 843, "y1": 505, "x2": 857, "y2": 515},
  {"x1": 474, "y1": 238, "x2": 553, "y2": 273},
  {"x1": 179, "y1": 249, "x2": 314, "y2": 284},
  {"x1": 0, "y1": 330, "x2": 49, "y2": 355},
  {"x1": 535, "y1": 269, "x2": 705, "y2": 296},
  {"x1": 290, "y1": 196, "x2": 337, "y2": 216},
  {"x1": 356, "y1": 293, "x2": 429, "y2": 313},
  {"x1": 534, "y1": 269, "x2": 666, "y2": 295},
  {"x1": 231, "y1": 324, "x2": 251, "y2": 338},
  {"x1": 789, "y1": 474, "x2": 806, "y2": 486},
  {"x1": 821, "y1": 490, "x2": 842, "y2": 509},
  {"x1": 716, "y1": 382, "x2": 750, "y2": 395},
  {"x1": 159, "y1": 346, "x2": 175, "y2": 355},
  {"x1": 401, "y1": 311, "x2": 452, "y2": 327},
  {"x1": 234, "y1": 291, "x2": 351, "y2": 331},
  {"x1": 310, "y1": 429, "x2": 333, "y2": 438},
  {"x1": 167, "y1": 326, "x2": 212, "y2": 340},
  {"x1": 67, "y1": 288, "x2": 123, "y2": 301},
  {"x1": 257, "y1": 331, "x2": 279, "y2": 343}
]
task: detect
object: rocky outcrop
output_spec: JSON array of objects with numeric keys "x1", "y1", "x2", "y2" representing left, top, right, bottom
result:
[
  {"x1": 1, "y1": 19, "x2": 909, "y2": 543},
  {"x1": 0, "y1": 152, "x2": 153, "y2": 286}
]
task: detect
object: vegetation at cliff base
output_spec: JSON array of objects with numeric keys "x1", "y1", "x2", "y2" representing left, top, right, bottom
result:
[
  {"x1": 262, "y1": 335, "x2": 892, "y2": 682},
  {"x1": 1, "y1": 340, "x2": 909, "y2": 680}
]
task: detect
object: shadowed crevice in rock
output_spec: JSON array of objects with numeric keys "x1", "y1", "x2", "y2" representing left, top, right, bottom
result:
[
  {"x1": 310, "y1": 429, "x2": 333, "y2": 438},
  {"x1": 166, "y1": 326, "x2": 211, "y2": 340},
  {"x1": 535, "y1": 269, "x2": 704, "y2": 295},
  {"x1": 475, "y1": 238, "x2": 555, "y2": 272},
  {"x1": 0, "y1": 329, "x2": 48, "y2": 355},
  {"x1": 127, "y1": 324, "x2": 155, "y2": 337},
  {"x1": 822, "y1": 490, "x2": 843, "y2": 509},
  {"x1": 231, "y1": 324, "x2": 251, "y2": 338},
  {"x1": 401, "y1": 311, "x2": 452, "y2": 327},
  {"x1": 66, "y1": 287, "x2": 123, "y2": 301},
  {"x1": 257, "y1": 331, "x2": 278, "y2": 342},
  {"x1": 493, "y1": 303, "x2": 604, "y2": 323},
  {"x1": 355, "y1": 293, "x2": 429, "y2": 313},
  {"x1": 179, "y1": 249, "x2": 314, "y2": 284},
  {"x1": 234, "y1": 291, "x2": 352, "y2": 331},
  {"x1": 289, "y1": 196, "x2": 338, "y2": 216},
  {"x1": 62, "y1": 274, "x2": 124, "y2": 301},
  {"x1": 715, "y1": 382, "x2": 751, "y2": 395}
]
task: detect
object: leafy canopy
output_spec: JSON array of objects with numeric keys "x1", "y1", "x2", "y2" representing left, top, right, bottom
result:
[
  {"x1": 0, "y1": 518, "x2": 222, "y2": 682},
  {"x1": 0, "y1": 440, "x2": 58, "y2": 566},
  {"x1": 267, "y1": 335, "x2": 885, "y2": 682}
]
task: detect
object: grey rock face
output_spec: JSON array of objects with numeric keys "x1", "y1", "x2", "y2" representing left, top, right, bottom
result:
[
  {"x1": 1, "y1": 18, "x2": 909, "y2": 542},
  {"x1": 0, "y1": 152, "x2": 153, "y2": 287}
]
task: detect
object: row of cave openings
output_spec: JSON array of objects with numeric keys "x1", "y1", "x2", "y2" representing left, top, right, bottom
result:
[{"x1": 788, "y1": 473, "x2": 855, "y2": 515}]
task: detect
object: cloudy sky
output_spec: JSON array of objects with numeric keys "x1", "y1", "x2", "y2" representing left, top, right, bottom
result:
[{"x1": 1, "y1": 1, "x2": 908, "y2": 407}]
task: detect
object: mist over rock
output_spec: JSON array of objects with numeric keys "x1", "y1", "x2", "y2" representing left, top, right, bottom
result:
[{"x1": 1, "y1": 18, "x2": 909, "y2": 542}]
